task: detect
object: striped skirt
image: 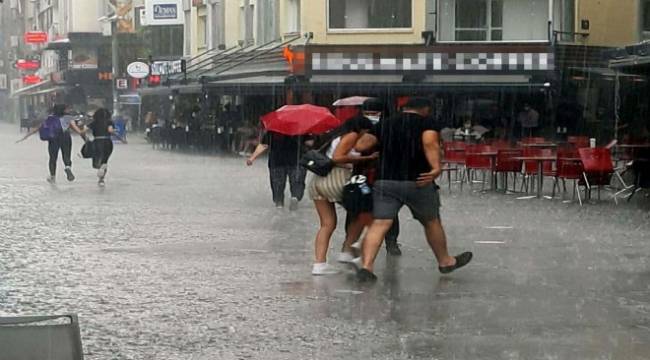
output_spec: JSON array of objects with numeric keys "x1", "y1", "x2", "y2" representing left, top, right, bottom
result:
[{"x1": 308, "y1": 167, "x2": 352, "y2": 203}]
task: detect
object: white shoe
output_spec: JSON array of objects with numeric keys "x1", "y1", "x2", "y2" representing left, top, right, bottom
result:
[
  {"x1": 337, "y1": 252, "x2": 355, "y2": 264},
  {"x1": 97, "y1": 164, "x2": 107, "y2": 179},
  {"x1": 351, "y1": 257, "x2": 362, "y2": 270},
  {"x1": 312, "y1": 263, "x2": 339, "y2": 275},
  {"x1": 351, "y1": 241, "x2": 362, "y2": 250}
]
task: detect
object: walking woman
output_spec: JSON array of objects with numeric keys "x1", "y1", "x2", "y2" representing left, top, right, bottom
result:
[
  {"x1": 85, "y1": 108, "x2": 127, "y2": 186},
  {"x1": 17, "y1": 104, "x2": 84, "y2": 183},
  {"x1": 309, "y1": 116, "x2": 377, "y2": 275}
]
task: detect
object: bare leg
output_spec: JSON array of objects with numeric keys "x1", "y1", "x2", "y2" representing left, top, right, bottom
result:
[
  {"x1": 343, "y1": 212, "x2": 372, "y2": 253},
  {"x1": 361, "y1": 219, "x2": 394, "y2": 272},
  {"x1": 423, "y1": 219, "x2": 456, "y2": 267},
  {"x1": 314, "y1": 200, "x2": 337, "y2": 263}
]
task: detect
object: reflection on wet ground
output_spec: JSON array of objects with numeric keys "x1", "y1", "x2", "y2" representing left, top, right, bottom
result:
[{"x1": 1, "y1": 124, "x2": 649, "y2": 359}]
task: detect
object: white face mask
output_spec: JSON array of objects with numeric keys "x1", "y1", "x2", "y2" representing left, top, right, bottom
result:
[{"x1": 367, "y1": 115, "x2": 380, "y2": 124}]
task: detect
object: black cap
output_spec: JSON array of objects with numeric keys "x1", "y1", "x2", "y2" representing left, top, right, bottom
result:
[
  {"x1": 404, "y1": 97, "x2": 433, "y2": 109},
  {"x1": 362, "y1": 98, "x2": 385, "y2": 112}
]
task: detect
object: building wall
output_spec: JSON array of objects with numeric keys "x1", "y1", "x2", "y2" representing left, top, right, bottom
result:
[
  {"x1": 576, "y1": 0, "x2": 640, "y2": 47},
  {"x1": 70, "y1": 0, "x2": 103, "y2": 33},
  {"x1": 301, "y1": 0, "x2": 427, "y2": 45}
]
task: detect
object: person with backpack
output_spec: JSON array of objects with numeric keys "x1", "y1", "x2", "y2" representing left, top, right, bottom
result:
[{"x1": 17, "y1": 104, "x2": 85, "y2": 183}]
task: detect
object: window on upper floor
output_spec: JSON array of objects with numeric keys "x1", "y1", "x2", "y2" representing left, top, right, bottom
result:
[
  {"x1": 328, "y1": 0, "x2": 412, "y2": 30},
  {"x1": 439, "y1": 0, "x2": 550, "y2": 42},
  {"x1": 553, "y1": 0, "x2": 575, "y2": 42},
  {"x1": 287, "y1": 0, "x2": 301, "y2": 34}
]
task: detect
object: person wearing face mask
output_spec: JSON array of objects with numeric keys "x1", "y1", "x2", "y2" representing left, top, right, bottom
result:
[{"x1": 341, "y1": 99, "x2": 403, "y2": 262}]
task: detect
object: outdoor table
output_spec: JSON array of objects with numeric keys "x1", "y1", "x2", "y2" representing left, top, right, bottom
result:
[
  {"x1": 476, "y1": 151, "x2": 498, "y2": 190},
  {"x1": 513, "y1": 156, "x2": 556, "y2": 198}
]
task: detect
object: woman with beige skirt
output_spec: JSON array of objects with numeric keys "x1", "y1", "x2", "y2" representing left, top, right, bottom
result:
[{"x1": 309, "y1": 117, "x2": 377, "y2": 275}]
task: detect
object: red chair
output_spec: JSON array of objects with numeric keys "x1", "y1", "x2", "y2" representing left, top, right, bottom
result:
[
  {"x1": 464, "y1": 145, "x2": 495, "y2": 191},
  {"x1": 552, "y1": 147, "x2": 584, "y2": 204},
  {"x1": 495, "y1": 148, "x2": 522, "y2": 192},
  {"x1": 442, "y1": 141, "x2": 467, "y2": 190},
  {"x1": 520, "y1": 148, "x2": 555, "y2": 193},
  {"x1": 520, "y1": 137, "x2": 546, "y2": 144},
  {"x1": 578, "y1": 147, "x2": 615, "y2": 201},
  {"x1": 567, "y1": 136, "x2": 589, "y2": 149},
  {"x1": 487, "y1": 140, "x2": 511, "y2": 149}
]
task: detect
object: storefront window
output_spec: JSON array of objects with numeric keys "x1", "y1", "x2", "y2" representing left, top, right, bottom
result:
[
  {"x1": 328, "y1": 0, "x2": 412, "y2": 29},
  {"x1": 553, "y1": 0, "x2": 575, "y2": 42},
  {"x1": 440, "y1": 0, "x2": 549, "y2": 42}
]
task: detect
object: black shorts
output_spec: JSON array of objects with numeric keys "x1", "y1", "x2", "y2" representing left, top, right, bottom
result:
[{"x1": 372, "y1": 180, "x2": 441, "y2": 223}]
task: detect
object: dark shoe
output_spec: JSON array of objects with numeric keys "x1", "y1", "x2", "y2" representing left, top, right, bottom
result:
[
  {"x1": 385, "y1": 242, "x2": 402, "y2": 256},
  {"x1": 64, "y1": 168, "x2": 75, "y2": 182},
  {"x1": 357, "y1": 268, "x2": 377, "y2": 282},
  {"x1": 439, "y1": 252, "x2": 473, "y2": 274}
]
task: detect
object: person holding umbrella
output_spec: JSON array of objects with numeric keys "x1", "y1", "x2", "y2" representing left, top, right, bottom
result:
[
  {"x1": 246, "y1": 131, "x2": 308, "y2": 210},
  {"x1": 247, "y1": 105, "x2": 343, "y2": 210}
]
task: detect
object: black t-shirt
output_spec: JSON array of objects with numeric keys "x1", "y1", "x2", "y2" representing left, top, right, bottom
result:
[
  {"x1": 89, "y1": 119, "x2": 114, "y2": 138},
  {"x1": 370, "y1": 112, "x2": 441, "y2": 181},
  {"x1": 261, "y1": 131, "x2": 304, "y2": 168}
]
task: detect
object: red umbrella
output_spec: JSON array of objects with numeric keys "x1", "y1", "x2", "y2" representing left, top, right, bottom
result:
[{"x1": 261, "y1": 104, "x2": 341, "y2": 136}]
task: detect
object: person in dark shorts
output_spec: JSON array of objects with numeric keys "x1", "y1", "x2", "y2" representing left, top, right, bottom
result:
[
  {"x1": 344, "y1": 98, "x2": 403, "y2": 256},
  {"x1": 354, "y1": 97, "x2": 473, "y2": 281},
  {"x1": 86, "y1": 108, "x2": 127, "y2": 186},
  {"x1": 246, "y1": 131, "x2": 307, "y2": 210}
]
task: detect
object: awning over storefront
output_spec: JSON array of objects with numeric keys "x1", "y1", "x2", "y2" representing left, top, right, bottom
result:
[{"x1": 10, "y1": 80, "x2": 59, "y2": 98}]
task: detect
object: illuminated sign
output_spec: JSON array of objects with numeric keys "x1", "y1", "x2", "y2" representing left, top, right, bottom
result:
[
  {"x1": 24, "y1": 31, "x2": 48, "y2": 44},
  {"x1": 14, "y1": 59, "x2": 41, "y2": 70},
  {"x1": 22, "y1": 75, "x2": 42, "y2": 85}
]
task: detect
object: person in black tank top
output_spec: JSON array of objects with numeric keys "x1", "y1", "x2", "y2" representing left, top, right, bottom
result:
[{"x1": 86, "y1": 108, "x2": 127, "y2": 186}]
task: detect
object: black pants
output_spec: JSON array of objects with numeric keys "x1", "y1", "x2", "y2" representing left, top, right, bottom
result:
[
  {"x1": 269, "y1": 165, "x2": 307, "y2": 204},
  {"x1": 344, "y1": 212, "x2": 400, "y2": 246},
  {"x1": 92, "y1": 139, "x2": 114, "y2": 169},
  {"x1": 48, "y1": 132, "x2": 72, "y2": 176}
]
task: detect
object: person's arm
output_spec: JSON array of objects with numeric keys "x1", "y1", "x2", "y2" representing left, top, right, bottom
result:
[
  {"x1": 332, "y1": 132, "x2": 378, "y2": 165},
  {"x1": 416, "y1": 130, "x2": 442, "y2": 187},
  {"x1": 68, "y1": 120, "x2": 89, "y2": 141},
  {"x1": 246, "y1": 144, "x2": 269, "y2": 165},
  {"x1": 354, "y1": 133, "x2": 378, "y2": 153},
  {"x1": 16, "y1": 124, "x2": 42, "y2": 143}
]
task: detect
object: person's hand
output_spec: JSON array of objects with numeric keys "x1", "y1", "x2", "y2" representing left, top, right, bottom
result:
[
  {"x1": 246, "y1": 158, "x2": 254, "y2": 166},
  {"x1": 368, "y1": 152, "x2": 380, "y2": 160},
  {"x1": 416, "y1": 169, "x2": 442, "y2": 187}
]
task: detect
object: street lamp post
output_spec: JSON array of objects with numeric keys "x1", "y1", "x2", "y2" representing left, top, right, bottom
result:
[{"x1": 111, "y1": 20, "x2": 120, "y2": 117}]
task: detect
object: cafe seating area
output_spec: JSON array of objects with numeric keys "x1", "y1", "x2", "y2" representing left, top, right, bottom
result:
[{"x1": 441, "y1": 136, "x2": 650, "y2": 206}]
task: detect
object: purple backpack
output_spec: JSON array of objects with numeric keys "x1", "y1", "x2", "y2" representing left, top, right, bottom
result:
[{"x1": 39, "y1": 115, "x2": 62, "y2": 141}]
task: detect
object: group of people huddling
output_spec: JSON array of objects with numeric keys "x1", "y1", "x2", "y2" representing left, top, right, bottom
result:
[
  {"x1": 17, "y1": 104, "x2": 126, "y2": 186},
  {"x1": 248, "y1": 97, "x2": 473, "y2": 282}
]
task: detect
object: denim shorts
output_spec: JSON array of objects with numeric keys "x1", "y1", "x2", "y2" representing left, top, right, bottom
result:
[{"x1": 372, "y1": 180, "x2": 441, "y2": 223}]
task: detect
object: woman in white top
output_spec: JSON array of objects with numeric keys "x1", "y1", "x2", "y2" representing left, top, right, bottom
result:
[{"x1": 308, "y1": 116, "x2": 377, "y2": 275}]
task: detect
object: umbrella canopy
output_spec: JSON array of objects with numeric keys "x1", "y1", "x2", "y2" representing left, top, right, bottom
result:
[
  {"x1": 332, "y1": 96, "x2": 370, "y2": 107},
  {"x1": 261, "y1": 104, "x2": 341, "y2": 136},
  {"x1": 333, "y1": 106, "x2": 361, "y2": 122}
]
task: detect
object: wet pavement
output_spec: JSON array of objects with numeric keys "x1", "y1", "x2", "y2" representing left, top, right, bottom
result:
[{"x1": 1, "y1": 122, "x2": 650, "y2": 359}]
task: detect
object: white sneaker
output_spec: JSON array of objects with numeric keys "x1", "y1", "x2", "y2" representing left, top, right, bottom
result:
[
  {"x1": 337, "y1": 252, "x2": 355, "y2": 264},
  {"x1": 351, "y1": 241, "x2": 362, "y2": 250},
  {"x1": 97, "y1": 164, "x2": 107, "y2": 179},
  {"x1": 351, "y1": 257, "x2": 362, "y2": 270},
  {"x1": 312, "y1": 263, "x2": 339, "y2": 275}
]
